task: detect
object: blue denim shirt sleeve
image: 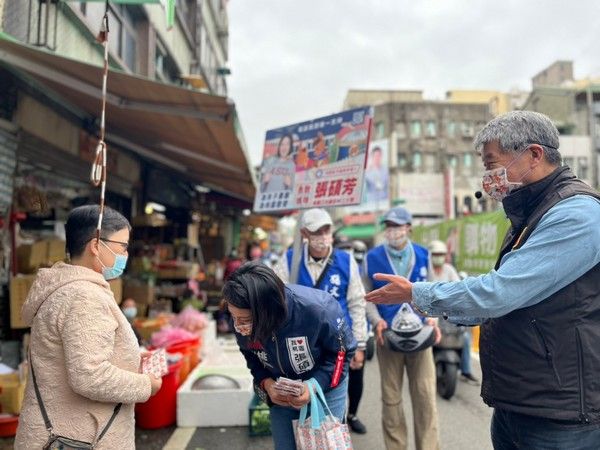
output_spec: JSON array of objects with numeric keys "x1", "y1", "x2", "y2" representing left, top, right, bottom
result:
[{"x1": 412, "y1": 195, "x2": 600, "y2": 320}]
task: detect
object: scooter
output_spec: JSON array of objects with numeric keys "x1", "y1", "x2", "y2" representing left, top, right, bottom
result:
[{"x1": 433, "y1": 319, "x2": 465, "y2": 399}]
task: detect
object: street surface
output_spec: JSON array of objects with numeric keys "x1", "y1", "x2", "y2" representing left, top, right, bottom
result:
[
  {"x1": 0, "y1": 353, "x2": 492, "y2": 450},
  {"x1": 170, "y1": 353, "x2": 492, "y2": 450}
]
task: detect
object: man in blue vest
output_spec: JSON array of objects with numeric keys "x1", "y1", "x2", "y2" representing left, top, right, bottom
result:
[
  {"x1": 366, "y1": 111, "x2": 600, "y2": 449},
  {"x1": 365, "y1": 206, "x2": 441, "y2": 450},
  {"x1": 274, "y1": 208, "x2": 368, "y2": 433}
]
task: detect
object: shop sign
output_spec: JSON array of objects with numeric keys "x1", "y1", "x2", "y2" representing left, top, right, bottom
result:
[{"x1": 253, "y1": 107, "x2": 372, "y2": 213}]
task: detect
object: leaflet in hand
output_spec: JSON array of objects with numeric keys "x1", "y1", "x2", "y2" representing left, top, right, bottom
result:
[
  {"x1": 274, "y1": 377, "x2": 305, "y2": 396},
  {"x1": 141, "y1": 348, "x2": 168, "y2": 378}
]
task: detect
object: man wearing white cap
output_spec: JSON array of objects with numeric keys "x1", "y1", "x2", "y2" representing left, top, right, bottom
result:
[
  {"x1": 274, "y1": 208, "x2": 369, "y2": 433},
  {"x1": 364, "y1": 206, "x2": 440, "y2": 450}
]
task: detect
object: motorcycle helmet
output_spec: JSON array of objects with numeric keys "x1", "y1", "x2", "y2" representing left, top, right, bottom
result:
[
  {"x1": 428, "y1": 240, "x2": 447, "y2": 255},
  {"x1": 352, "y1": 240, "x2": 367, "y2": 264},
  {"x1": 383, "y1": 303, "x2": 436, "y2": 353}
]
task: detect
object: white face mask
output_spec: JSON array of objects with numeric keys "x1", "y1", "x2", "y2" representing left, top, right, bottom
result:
[
  {"x1": 308, "y1": 233, "x2": 333, "y2": 252},
  {"x1": 385, "y1": 227, "x2": 408, "y2": 248},
  {"x1": 431, "y1": 255, "x2": 446, "y2": 267}
]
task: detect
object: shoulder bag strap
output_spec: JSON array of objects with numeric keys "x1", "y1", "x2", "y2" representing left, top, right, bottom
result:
[
  {"x1": 29, "y1": 352, "x2": 54, "y2": 434},
  {"x1": 30, "y1": 351, "x2": 122, "y2": 445},
  {"x1": 94, "y1": 402, "x2": 122, "y2": 445},
  {"x1": 314, "y1": 253, "x2": 333, "y2": 289}
]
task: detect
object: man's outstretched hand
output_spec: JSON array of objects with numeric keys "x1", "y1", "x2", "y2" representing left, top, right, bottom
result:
[{"x1": 365, "y1": 273, "x2": 413, "y2": 305}]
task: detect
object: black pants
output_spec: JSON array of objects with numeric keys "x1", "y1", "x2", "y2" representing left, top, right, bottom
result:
[{"x1": 348, "y1": 365, "x2": 364, "y2": 416}]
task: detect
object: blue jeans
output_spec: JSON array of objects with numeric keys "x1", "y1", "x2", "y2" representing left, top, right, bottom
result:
[
  {"x1": 270, "y1": 376, "x2": 348, "y2": 450},
  {"x1": 491, "y1": 408, "x2": 600, "y2": 450},
  {"x1": 461, "y1": 329, "x2": 472, "y2": 374}
]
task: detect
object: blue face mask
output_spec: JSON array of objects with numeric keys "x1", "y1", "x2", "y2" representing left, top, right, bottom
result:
[
  {"x1": 99, "y1": 240, "x2": 128, "y2": 280},
  {"x1": 122, "y1": 307, "x2": 137, "y2": 320}
]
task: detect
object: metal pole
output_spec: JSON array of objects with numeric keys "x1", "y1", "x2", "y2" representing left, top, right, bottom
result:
[
  {"x1": 288, "y1": 211, "x2": 304, "y2": 284},
  {"x1": 586, "y1": 82, "x2": 598, "y2": 188}
]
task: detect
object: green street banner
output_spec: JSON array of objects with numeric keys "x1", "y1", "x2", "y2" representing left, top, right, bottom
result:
[{"x1": 412, "y1": 211, "x2": 510, "y2": 274}]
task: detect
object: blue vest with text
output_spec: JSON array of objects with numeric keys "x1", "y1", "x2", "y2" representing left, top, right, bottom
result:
[
  {"x1": 366, "y1": 243, "x2": 429, "y2": 326},
  {"x1": 287, "y1": 247, "x2": 352, "y2": 327}
]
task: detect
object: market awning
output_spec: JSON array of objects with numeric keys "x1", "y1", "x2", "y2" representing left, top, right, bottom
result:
[
  {"x1": 0, "y1": 34, "x2": 256, "y2": 201},
  {"x1": 336, "y1": 224, "x2": 377, "y2": 240}
]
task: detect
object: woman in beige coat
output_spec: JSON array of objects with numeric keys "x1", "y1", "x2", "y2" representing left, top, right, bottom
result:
[{"x1": 15, "y1": 205, "x2": 162, "y2": 449}]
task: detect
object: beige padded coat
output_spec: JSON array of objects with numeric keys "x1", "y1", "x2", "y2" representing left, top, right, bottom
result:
[{"x1": 15, "y1": 262, "x2": 151, "y2": 449}]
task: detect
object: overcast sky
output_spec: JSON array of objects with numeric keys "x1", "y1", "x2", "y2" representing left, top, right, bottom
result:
[{"x1": 227, "y1": 0, "x2": 600, "y2": 166}]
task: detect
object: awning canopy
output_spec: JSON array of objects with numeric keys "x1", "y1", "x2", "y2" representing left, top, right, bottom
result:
[
  {"x1": 0, "y1": 34, "x2": 256, "y2": 201},
  {"x1": 336, "y1": 224, "x2": 378, "y2": 240}
]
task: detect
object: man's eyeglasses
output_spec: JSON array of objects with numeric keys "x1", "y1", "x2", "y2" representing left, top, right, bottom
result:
[{"x1": 100, "y1": 238, "x2": 129, "y2": 252}]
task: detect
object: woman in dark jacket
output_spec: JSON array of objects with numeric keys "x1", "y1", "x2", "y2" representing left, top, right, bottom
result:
[{"x1": 223, "y1": 262, "x2": 356, "y2": 450}]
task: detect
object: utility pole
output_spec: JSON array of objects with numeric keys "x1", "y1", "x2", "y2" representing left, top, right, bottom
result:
[{"x1": 586, "y1": 81, "x2": 598, "y2": 189}]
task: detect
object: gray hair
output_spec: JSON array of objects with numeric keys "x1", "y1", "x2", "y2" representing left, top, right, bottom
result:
[{"x1": 474, "y1": 111, "x2": 561, "y2": 165}]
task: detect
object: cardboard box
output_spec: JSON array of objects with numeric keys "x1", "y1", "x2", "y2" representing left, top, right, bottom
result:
[
  {"x1": 108, "y1": 278, "x2": 123, "y2": 305},
  {"x1": 10, "y1": 275, "x2": 36, "y2": 329},
  {"x1": 0, "y1": 373, "x2": 26, "y2": 414},
  {"x1": 16, "y1": 242, "x2": 46, "y2": 274},
  {"x1": 123, "y1": 280, "x2": 155, "y2": 305},
  {"x1": 157, "y1": 263, "x2": 199, "y2": 280},
  {"x1": 45, "y1": 239, "x2": 66, "y2": 265}
]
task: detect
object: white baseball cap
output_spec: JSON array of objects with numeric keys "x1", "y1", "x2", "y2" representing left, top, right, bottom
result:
[{"x1": 301, "y1": 208, "x2": 333, "y2": 232}]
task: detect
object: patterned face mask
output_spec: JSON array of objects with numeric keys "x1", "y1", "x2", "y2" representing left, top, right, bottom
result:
[
  {"x1": 482, "y1": 148, "x2": 532, "y2": 202},
  {"x1": 234, "y1": 323, "x2": 252, "y2": 336},
  {"x1": 308, "y1": 233, "x2": 333, "y2": 252}
]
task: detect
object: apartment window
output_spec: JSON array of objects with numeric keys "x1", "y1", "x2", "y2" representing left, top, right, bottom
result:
[
  {"x1": 395, "y1": 122, "x2": 407, "y2": 139},
  {"x1": 84, "y1": 4, "x2": 139, "y2": 72},
  {"x1": 375, "y1": 122, "x2": 385, "y2": 139},
  {"x1": 578, "y1": 157, "x2": 589, "y2": 179},
  {"x1": 446, "y1": 155, "x2": 457, "y2": 169},
  {"x1": 424, "y1": 153, "x2": 437, "y2": 172},
  {"x1": 425, "y1": 120, "x2": 437, "y2": 137},
  {"x1": 155, "y1": 41, "x2": 180, "y2": 83},
  {"x1": 463, "y1": 153, "x2": 473, "y2": 168},
  {"x1": 397, "y1": 153, "x2": 408, "y2": 169},
  {"x1": 413, "y1": 151, "x2": 422, "y2": 169},
  {"x1": 447, "y1": 121, "x2": 456, "y2": 137},
  {"x1": 462, "y1": 121, "x2": 475, "y2": 137},
  {"x1": 410, "y1": 121, "x2": 422, "y2": 138}
]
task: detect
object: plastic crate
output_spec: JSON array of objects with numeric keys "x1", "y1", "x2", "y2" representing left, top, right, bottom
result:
[{"x1": 248, "y1": 394, "x2": 271, "y2": 437}]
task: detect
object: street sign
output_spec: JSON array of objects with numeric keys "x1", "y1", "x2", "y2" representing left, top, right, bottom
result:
[{"x1": 253, "y1": 106, "x2": 373, "y2": 213}]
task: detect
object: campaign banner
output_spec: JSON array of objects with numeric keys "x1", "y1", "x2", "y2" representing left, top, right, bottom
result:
[
  {"x1": 344, "y1": 138, "x2": 390, "y2": 214},
  {"x1": 253, "y1": 107, "x2": 373, "y2": 213},
  {"x1": 411, "y1": 210, "x2": 510, "y2": 274}
]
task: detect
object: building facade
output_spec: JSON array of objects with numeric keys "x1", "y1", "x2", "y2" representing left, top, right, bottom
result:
[{"x1": 342, "y1": 89, "x2": 494, "y2": 226}]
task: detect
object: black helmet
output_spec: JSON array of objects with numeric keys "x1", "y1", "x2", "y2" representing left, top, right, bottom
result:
[
  {"x1": 383, "y1": 304, "x2": 435, "y2": 353},
  {"x1": 352, "y1": 240, "x2": 367, "y2": 263},
  {"x1": 333, "y1": 233, "x2": 353, "y2": 250}
]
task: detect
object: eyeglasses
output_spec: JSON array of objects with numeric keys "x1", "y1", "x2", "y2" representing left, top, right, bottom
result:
[{"x1": 100, "y1": 238, "x2": 129, "y2": 252}]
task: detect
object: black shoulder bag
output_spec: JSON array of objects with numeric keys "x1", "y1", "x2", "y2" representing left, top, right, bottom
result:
[{"x1": 29, "y1": 354, "x2": 122, "y2": 450}]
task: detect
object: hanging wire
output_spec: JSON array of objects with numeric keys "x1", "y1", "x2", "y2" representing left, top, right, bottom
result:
[{"x1": 91, "y1": 1, "x2": 110, "y2": 241}]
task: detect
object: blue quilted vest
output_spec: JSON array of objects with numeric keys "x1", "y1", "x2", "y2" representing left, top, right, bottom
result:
[
  {"x1": 287, "y1": 246, "x2": 352, "y2": 327},
  {"x1": 366, "y1": 242, "x2": 429, "y2": 326}
]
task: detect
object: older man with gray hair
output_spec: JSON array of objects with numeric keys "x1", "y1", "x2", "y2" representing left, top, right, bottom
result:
[{"x1": 366, "y1": 111, "x2": 600, "y2": 449}]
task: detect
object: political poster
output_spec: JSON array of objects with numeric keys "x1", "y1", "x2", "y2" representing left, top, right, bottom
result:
[
  {"x1": 344, "y1": 138, "x2": 390, "y2": 214},
  {"x1": 412, "y1": 210, "x2": 510, "y2": 274},
  {"x1": 253, "y1": 106, "x2": 373, "y2": 213}
]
